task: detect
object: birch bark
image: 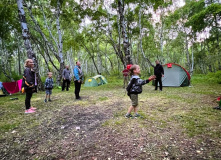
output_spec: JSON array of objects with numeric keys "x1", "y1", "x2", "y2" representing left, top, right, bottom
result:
[{"x1": 17, "y1": 0, "x2": 43, "y2": 90}]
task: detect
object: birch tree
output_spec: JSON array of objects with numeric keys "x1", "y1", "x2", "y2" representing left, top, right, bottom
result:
[{"x1": 17, "y1": 0, "x2": 44, "y2": 90}]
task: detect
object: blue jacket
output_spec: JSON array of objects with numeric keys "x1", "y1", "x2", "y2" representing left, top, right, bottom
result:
[
  {"x1": 45, "y1": 78, "x2": 53, "y2": 89},
  {"x1": 74, "y1": 66, "x2": 84, "y2": 81}
]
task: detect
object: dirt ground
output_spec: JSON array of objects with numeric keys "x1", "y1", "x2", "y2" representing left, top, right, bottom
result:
[{"x1": 0, "y1": 83, "x2": 221, "y2": 160}]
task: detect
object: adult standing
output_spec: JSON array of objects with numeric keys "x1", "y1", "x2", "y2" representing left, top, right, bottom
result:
[
  {"x1": 122, "y1": 67, "x2": 129, "y2": 88},
  {"x1": 154, "y1": 60, "x2": 164, "y2": 91},
  {"x1": 22, "y1": 59, "x2": 37, "y2": 113},
  {"x1": 62, "y1": 65, "x2": 71, "y2": 91},
  {"x1": 74, "y1": 61, "x2": 84, "y2": 99}
]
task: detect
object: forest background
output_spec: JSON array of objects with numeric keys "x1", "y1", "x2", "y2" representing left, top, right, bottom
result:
[{"x1": 0, "y1": 0, "x2": 221, "y2": 88}]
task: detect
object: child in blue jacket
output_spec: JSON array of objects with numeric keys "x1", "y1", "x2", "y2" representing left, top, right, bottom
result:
[{"x1": 44, "y1": 72, "x2": 53, "y2": 102}]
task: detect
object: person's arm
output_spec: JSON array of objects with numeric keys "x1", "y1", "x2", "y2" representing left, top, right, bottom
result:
[
  {"x1": 161, "y1": 65, "x2": 164, "y2": 76},
  {"x1": 62, "y1": 69, "x2": 65, "y2": 79},
  {"x1": 51, "y1": 79, "x2": 54, "y2": 89},
  {"x1": 137, "y1": 75, "x2": 156, "y2": 85},
  {"x1": 74, "y1": 67, "x2": 79, "y2": 81}
]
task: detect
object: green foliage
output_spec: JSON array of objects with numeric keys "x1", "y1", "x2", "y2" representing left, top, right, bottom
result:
[{"x1": 206, "y1": 71, "x2": 221, "y2": 84}]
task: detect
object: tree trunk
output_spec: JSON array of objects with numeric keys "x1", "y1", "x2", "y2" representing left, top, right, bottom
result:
[
  {"x1": 185, "y1": 35, "x2": 191, "y2": 73},
  {"x1": 138, "y1": 3, "x2": 154, "y2": 68},
  {"x1": 81, "y1": 43, "x2": 100, "y2": 74},
  {"x1": 27, "y1": 4, "x2": 64, "y2": 85},
  {"x1": 17, "y1": 0, "x2": 44, "y2": 90},
  {"x1": 118, "y1": 0, "x2": 132, "y2": 65},
  {"x1": 56, "y1": 0, "x2": 65, "y2": 85}
]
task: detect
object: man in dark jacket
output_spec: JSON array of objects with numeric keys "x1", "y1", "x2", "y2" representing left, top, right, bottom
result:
[
  {"x1": 154, "y1": 60, "x2": 164, "y2": 91},
  {"x1": 62, "y1": 65, "x2": 71, "y2": 91}
]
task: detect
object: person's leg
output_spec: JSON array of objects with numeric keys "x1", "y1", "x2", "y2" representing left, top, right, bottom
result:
[
  {"x1": 159, "y1": 77, "x2": 163, "y2": 91},
  {"x1": 74, "y1": 81, "x2": 79, "y2": 99},
  {"x1": 123, "y1": 76, "x2": 126, "y2": 88},
  {"x1": 78, "y1": 83, "x2": 81, "y2": 98},
  {"x1": 66, "y1": 80, "x2": 70, "y2": 91},
  {"x1": 134, "y1": 106, "x2": 138, "y2": 113},
  {"x1": 48, "y1": 90, "x2": 52, "y2": 101},
  {"x1": 127, "y1": 106, "x2": 134, "y2": 114},
  {"x1": 126, "y1": 94, "x2": 137, "y2": 117},
  {"x1": 62, "y1": 79, "x2": 66, "y2": 91},
  {"x1": 45, "y1": 93, "x2": 47, "y2": 102},
  {"x1": 155, "y1": 78, "x2": 159, "y2": 90},
  {"x1": 25, "y1": 89, "x2": 33, "y2": 111}
]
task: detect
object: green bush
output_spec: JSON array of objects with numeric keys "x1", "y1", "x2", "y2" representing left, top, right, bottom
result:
[
  {"x1": 0, "y1": 71, "x2": 21, "y2": 82},
  {"x1": 206, "y1": 71, "x2": 221, "y2": 84}
]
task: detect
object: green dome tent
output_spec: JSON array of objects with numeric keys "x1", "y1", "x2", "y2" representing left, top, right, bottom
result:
[{"x1": 84, "y1": 75, "x2": 108, "y2": 87}]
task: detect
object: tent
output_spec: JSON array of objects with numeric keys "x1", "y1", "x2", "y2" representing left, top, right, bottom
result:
[
  {"x1": 0, "y1": 82, "x2": 7, "y2": 97},
  {"x1": 155, "y1": 63, "x2": 191, "y2": 87},
  {"x1": 84, "y1": 75, "x2": 108, "y2": 87}
]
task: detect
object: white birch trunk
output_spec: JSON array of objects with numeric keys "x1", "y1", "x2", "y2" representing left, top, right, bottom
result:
[
  {"x1": 17, "y1": 0, "x2": 43, "y2": 90},
  {"x1": 118, "y1": 0, "x2": 132, "y2": 65}
]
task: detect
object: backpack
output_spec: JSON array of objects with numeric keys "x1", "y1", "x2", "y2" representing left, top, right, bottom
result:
[{"x1": 126, "y1": 78, "x2": 143, "y2": 96}]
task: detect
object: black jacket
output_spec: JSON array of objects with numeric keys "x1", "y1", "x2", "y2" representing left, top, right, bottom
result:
[
  {"x1": 154, "y1": 64, "x2": 164, "y2": 77},
  {"x1": 126, "y1": 75, "x2": 150, "y2": 95},
  {"x1": 22, "y1": 67, "x2": 35, "y2": 89}
]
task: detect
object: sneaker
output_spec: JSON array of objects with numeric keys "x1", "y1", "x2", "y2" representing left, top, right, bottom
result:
[
  {"x1": 25, "y1": 109, "x2": 35, "y2": 114},
  {"x1": 125, "y1": 114, "x2": 133, "y2": 118},
  {"x1": 48, "y1": 99, "x2": 52, "y2": 102},
  {"x1": 44, "y1": 99, "x2": 47, "y2": 103},
  {"x1": 30, "y1": 107, "x2": 37, "y2": 110},
  {"x1": 213, "y1": 106, "x2": 221, "y2": 110},
  {"x1": 76, "y1": 97, "x2": 81, "y2": 100},
  {"x1": 134, "y1": 113, "x2": 141, "y2": 118}
]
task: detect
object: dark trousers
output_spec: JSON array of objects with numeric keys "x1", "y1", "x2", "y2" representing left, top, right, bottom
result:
[
  {"x1": 74, "y1": 81, "x2": 81, "y2": 99},
  {"x1": 155, "y1": 76, "x2": 163, "y2": 91},
  {"x1": 62, "y1": 79, "x2": 70, "y2": 91},
  {"x1": 25, "y1": 89, "x2": 33, "y2": 110}
]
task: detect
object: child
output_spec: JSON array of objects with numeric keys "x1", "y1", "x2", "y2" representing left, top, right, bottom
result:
[
  {"x1": 23, "y1": 59, "x2": 37, "y2": 113},
  {"x1": 125, "y1": 65, "x2": 155, "y2": 118},
  {"x1": 213, "y1": 96, "x2": 221, "y2": 110},
  {"x1": 44, "y1": 72, "x2": 53, "y2": 102}
]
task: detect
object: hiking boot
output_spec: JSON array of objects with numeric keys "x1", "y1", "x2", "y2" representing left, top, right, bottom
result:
[
  {"x1": 125, "y1": 113, "x2": 133, "y2": 118},
  {"x1": 76, "y1": 97, "x2": 81, "y2": 100},
  {"x1": 48, "y1": 99, "x2": 52, "y2": 102},
  {"x1": 134, "y1": 113, "x2": 141, "y2": 117},
  {"x1": 25, "y1": 109, "x2": 35, "y2": 114},
  {"x1": 134, "y1": 113, "x2": 141, "y2": 118},
  {"x1": 213, "y1": 106, "x2": 221, "y2": 110},
  {"x1": 44, "y1": 99, "x2": 47, "y2": 103}
]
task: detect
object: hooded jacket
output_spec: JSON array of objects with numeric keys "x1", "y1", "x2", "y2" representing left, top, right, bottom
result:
[{"x1": 22, "y1": 67, "x2": 36, "y2": 89}]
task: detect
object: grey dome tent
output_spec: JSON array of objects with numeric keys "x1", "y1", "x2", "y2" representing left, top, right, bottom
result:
[{"x1": 156, "y1": 63, "x2": 191, "y2": 87}]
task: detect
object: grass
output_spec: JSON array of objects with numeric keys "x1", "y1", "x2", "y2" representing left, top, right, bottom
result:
[{"x1": 0, "y1": 74, "x2": 221, "y2": 159}]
